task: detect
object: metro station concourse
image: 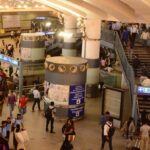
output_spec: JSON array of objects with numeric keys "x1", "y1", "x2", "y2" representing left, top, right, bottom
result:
[{"x1": 0, "y1": 0, "x2": 150, "y2": 150}]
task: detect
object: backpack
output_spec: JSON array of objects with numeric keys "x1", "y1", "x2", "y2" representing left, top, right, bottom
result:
[
  {"x1": 107, "y1": 124, "x2": 115, "y2": 137},
  {"x1": 45, "y1": 107, "x2": 54, "y2": 118}
]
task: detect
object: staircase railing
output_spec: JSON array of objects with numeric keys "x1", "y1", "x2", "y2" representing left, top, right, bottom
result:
[{"x1": 101, "y1": 29, "x2": 138, "y2": 120}]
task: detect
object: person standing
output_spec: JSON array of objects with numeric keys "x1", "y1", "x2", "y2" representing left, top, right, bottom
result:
[
  {"x1": 126, "y1": 117, "x2": 135, "y2": 139},
  {"x1": 140, "y1": 120, "x2": 150, "y2": 150},
  {"x1": 7, "y1": 91, "x2": 16, "y2": 118},
  {"x1": 0, "y1": 121, "x2": 10, "y2": 150},
  {"x1": 101, "y1": 117, "x2": 114, "y2": 150},
  {"x1": 32, "y1": 86, "x2": 41, "y2": 111},
  {"x1": 45, "y1": 101, "x2": 56, "y2": 133},
  {"x1": 18, "y1": 93, "x2": 28, "y2": 116}
]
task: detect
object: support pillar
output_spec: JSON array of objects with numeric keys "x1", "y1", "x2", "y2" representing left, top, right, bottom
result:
[
  {"x1": 82, "y1": 19, "x2": 101, "y2": 97},
  {"x1": 62, "y1": 15, "x2": 77, "y2": 56}
]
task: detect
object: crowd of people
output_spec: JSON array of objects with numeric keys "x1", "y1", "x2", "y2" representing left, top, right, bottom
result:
[{"x1": 100, "y1": 110, "x2": 150, "y2": 150}]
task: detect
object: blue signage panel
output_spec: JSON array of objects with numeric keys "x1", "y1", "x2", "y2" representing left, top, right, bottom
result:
[
  {"x1": 69, "y1": 85, "x2": 85, "y2": 105},
  {"x1": 0, "y1": 54, "x2": 19, "y2": 66},
  {"x1": 68, "y1": 104, "x2": 84, "y2": 119},
  {"x1": 137, "y1": 86, "x2": 150, "y2": 95}
]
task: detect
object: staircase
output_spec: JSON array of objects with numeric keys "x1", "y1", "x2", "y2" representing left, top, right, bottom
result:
[
  {"x1": 125, "y1": 47, "x2": 150, "y2": 77},
  {"x1": 138, "y1": 95, "x2": 150, "y2": 114}
]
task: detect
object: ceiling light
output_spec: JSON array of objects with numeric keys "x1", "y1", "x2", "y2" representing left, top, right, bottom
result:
[
  {"x1": 0, "y1": 5, "x2": 3, "y2": 9},
  {"x1": 17, "y1": 5, "x2": 22, "y2": 8},
  {"x1": 41, "y1": 5, "x2": 45, "y2": 8},
  {"x1": 45, "y1": 22, "x2": 51, "y2": 27},
  {"x1": 5, "y1": 5, "x2": 9, "y2": 9},
  {"x1": 35, "y1": 5, "x2": 39, "y2": 8},
  {"x1": 23, "y1": 5, "x2": 28, "y2": 8}
]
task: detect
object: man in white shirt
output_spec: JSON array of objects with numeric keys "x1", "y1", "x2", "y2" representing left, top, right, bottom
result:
[
  {"x1": 101, "y1": 116, "x2": 113, "y2": 150},
  {"x1": 140, "y1": 121, "x2": 150, "y2": 150},
  {"x1": 32, "y1": 86, "x2": 41, "y2": 111}
]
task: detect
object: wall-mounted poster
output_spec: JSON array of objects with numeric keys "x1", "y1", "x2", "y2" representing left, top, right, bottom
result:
[
  {"x1": 69, "y1": 85, "x2": 85, "y2": 105},
  {"x1": 48, "y1": 83, "x2": 69, "y2": 105},
  {"x1": 103, "y1": 88, "x2": 123, "y2": 119},
  {"x1": 2, "y1": 15, "x2": 20, "y2": 28}
]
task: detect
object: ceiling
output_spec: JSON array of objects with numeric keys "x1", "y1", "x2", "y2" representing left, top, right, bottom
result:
[{"x1": 0, "y1": 0, "x2": 150, "y2": 23}]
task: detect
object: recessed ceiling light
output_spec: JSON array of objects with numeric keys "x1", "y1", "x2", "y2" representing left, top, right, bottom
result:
[
  {"x1": 23, "y1": 5, "x2": 28, "y2": 8},
  {"x1": 5, "y1": 5, "x2": 9, "y2": 9},
  {"x1": 17, "y1": 5, "x2": 22, "y2": 8},
  {"x1": 41, "y1": 5, "x2": 45, "y2": 8},
  {"x1": 0, "y1": 5, "x2": 3, "y2": 9},
  {"x1": 35, "y1": 5, "x2": 39, "y2": 8}
]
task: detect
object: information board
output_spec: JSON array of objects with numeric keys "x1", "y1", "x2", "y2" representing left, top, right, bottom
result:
[
  {"x1": 68, "y1": 104, "x2": 84, "y2": 119},
  {"x1": 2, "y1": 15, "x2": 20, "y2": 28},
  {"x1": 104, "y1": 88, "x2": 122, "y2": 119},
  {"x1": 69, "y1": 85, "x2": 85, "y2": 105}
]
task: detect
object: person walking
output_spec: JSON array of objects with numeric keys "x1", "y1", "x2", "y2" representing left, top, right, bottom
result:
[
  {"x1": 32, "y1": 86, "x2": 41, "y2": 112},
  {"x1": 60, "y1": 118, "x2": 76, "y2": 150},
  {"x1": 101, "y1": 116, "x2": 115, "y2": 150},
  {"x1": 140, "y1": 120, "x2": 150, "y2": 150},
  {"x1": 18, "y1": 92, "x2": 28, "y2": 116},
  {"x1": 7, "y1": 91, "x2": 16, "y2": 118},
  {"x1": 45, "y1": 101, "x2": 56, "y2": 133}
]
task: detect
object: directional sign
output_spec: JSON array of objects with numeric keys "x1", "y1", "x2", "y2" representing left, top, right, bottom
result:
[{"x1": 137, "y1": 86, "x2": 150, "y2": 95}]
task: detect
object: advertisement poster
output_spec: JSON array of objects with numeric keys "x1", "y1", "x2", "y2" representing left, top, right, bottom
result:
[
  {"x1": 48, "y1": 83, "x2": 69, "y2": 105},
  {"x1": 104, "y1": 89, "x2": 121, "y2": 119},
  {"x1": 68, "y1": 104, "x2": 84, "y2": 119},
  {"x1": 21, "y1": 48, "x2": 31, "y2": 60},
  {"x1": 69, "y1": 85, "x2": 85, "y2": 105}
]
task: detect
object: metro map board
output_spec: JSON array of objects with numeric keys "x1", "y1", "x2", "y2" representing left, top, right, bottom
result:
[
  {"x1": 137, "y1": 86, "x2": 150, "y2": 95},
  {"x1": 69, "y1": 85, "x2": 85, "y2": 105}
]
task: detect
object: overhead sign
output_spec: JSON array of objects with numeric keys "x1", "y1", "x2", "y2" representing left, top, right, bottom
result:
[
  {"x1": 0, "y1": 54, "x2": 19, "y2": 66},
  {"x1": 137, "y1": 86, "x2": 150, "y2": 95},
  {"x1": 69, "y1": 85, "x2": 85, "y2": 105}
]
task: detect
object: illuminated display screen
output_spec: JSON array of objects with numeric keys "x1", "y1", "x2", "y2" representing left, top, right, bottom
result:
[
  {"x1": 0, "y1": 54, "x2": 19, "y2": 66},
  {"x1": 137, "y1": 86, "x2": 150, "y2": 95}
]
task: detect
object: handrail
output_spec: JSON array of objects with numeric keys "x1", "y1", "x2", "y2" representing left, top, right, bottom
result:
[{"x1": 101, "y1": 29, "x2": 139, "y2": 120}]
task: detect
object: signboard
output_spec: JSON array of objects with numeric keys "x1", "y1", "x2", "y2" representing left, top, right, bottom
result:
[
  {"x1": 2, "y1": 15, "x2": 20, "y2": 28},
  {"x1": 137, "y1": 86, "x2": 150, "y2": 95},
  {"x1": 68, "y1": 104, "x2": 84, "y2": 119},
  {"x1": 69, "y1": 85, "x2": 85, "y2": 105},
  {"x1": 104, "y1": 88, "x2": 122, "y2": 119},
  {"x1": 0, "y1": 54, "x2": 19, "y2": 66},
  {"x1": 48, "y1": 83, "x2": 69, "y2": 105}
]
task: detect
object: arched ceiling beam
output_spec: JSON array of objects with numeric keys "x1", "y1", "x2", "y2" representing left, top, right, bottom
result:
[
  {"x1": 82, "y1": 0, "x2": 137, "y2": 22},
  {"x1": 58, "y1": 0, "x2": 107, "y2": 19},
  {"x1": 34, "y1": 0, "x2": 86, "y2": 17}
]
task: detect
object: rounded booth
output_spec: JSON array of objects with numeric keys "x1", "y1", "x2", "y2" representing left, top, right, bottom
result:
[{"x1": 44, "y1": 56, "x2": 87, "y2": 120}]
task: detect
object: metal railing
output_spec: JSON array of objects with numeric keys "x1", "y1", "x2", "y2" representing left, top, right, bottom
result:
[{"x1": 101, "y1": 29, "x2": 138, "y2": 120}]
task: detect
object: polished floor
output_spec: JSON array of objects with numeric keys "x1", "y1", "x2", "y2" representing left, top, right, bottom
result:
[{"x1": 1, "y1": 96, "x2": 130, "y2": 150}]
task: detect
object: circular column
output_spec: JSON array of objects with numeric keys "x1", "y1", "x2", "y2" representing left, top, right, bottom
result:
[
  {"x1": 62, "y1": 15, "x2": 77, "y2": 56},
  {"x1": 82, "y1": 19, "x2": 101, "y2": 97},
  {"x1": 20, "y1": 33, "x2": 45, "y2": 77},
  {"x1": 45, "y1": 56, "x2": 87, "y2": 120},
  {"x1": 20, "y1": 32, "x2": 45, "y2": 62}
]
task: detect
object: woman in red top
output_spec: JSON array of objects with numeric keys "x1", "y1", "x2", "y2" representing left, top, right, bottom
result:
[{"x1": 19, "y1": 93, "x2": 28, "y2": 116}]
